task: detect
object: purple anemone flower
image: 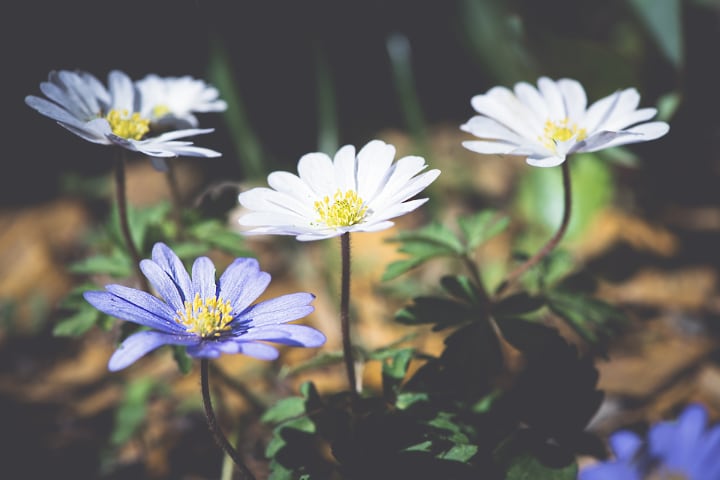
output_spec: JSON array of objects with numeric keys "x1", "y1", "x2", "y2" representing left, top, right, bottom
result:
[
  {"x1": 580, "y1": 403, "x2": 720, "y2": 480},
  {"x1": 84, "y1": 242, "x2": 326, "y2": 371}
]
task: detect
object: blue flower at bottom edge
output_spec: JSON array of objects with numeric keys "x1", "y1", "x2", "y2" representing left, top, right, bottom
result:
[
  {"x1": 84, "y1": 242, "x2": 326, "y2": 371},
  {"x1": 580, "y1": 403, "x2": 720, "y2": 480}
]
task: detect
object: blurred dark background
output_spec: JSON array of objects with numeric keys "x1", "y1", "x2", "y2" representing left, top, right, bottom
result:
[{"x1": 5, "y1": 0, "x2": 719, "y2": 210}]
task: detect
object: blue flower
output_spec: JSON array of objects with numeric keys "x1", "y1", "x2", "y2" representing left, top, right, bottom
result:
[
  {"x1": 580, "y1": 403, "x2": 720, "y2": 480},
  {"x1": 84, "y1": 242, "x2": 326, "y2": 371}
]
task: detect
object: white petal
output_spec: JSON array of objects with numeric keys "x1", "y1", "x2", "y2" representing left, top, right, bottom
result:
[
  {"x1": 603, "y1": 108, "x2": 657, "y2": 131},
  {"x1": 582, "y1": 122, "x2": 669, "y2": 151},
  {"x1": 538, "y1": 77, "x2": 566, "y2": 120},
  {"x1": 514, "y1": 81, "x2": 548, "y2": 122},
  {"x1": 108, "y1": 70, "x2": 135, "y2": 112},
  {"x1": 333, "y1": 144, "x2": 358, "y2": 192},
  {"x1": 297, "y1": 152, "x2": 336, "y2": 196},
  {"x1": 557, "y1": 78, "x2": 587, "y2": 121},
  {"x1": 461, "y1": 140, "x2": 520, "y2": 155},
  {"x1": 356, "y1": 140, "x2": 396, "y2": 200},
  {"x1": 470, "y1": 87, "x2": 540, "y2": 140},
  {"x1": 461, "y1": 116, "x2": 525, "y2": 144},
  {"x1": 526, "y1": 154, "x2": 566, "y2": 167},
  {"x1": 267, "y1": 172, "x2": 317, "y2": 208}
]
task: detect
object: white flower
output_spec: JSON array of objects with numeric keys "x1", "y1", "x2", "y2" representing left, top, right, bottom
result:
[
  {"x1": 460, "y1": 76, "x2": 670, "y2": 167},
  {"x1": 136, "y1": 74, "x2": 227, "y2": 129},
  {"x1": 25, "y1": 70, "x2": 222, "y2": 163},
  {"x1": 237, "y1": 140, "x2": 441, "y2": 241}
]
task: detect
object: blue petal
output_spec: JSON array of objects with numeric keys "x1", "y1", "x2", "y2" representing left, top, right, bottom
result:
[
  {"x1": 108, "y1": 330, "x2": 199, "y2": 371},
  {"x1": 140, "y1": 260, "x2": 184, "y2": 311},
  {"x1": 579, "y1": 462, "x2": 641, "y2": 480},
  {"x1": 186, "y1": 340, "x2": 279, "y2": 360},
  {"x1": 609, "y1": 430, "x2": 643, "y2": 461},
  {"x1": 235, "y1": 293, "x2": 315, "y2": 329},
  {"x1": 191, "y1": 256, "x2": 217, "y2": 300},
  {"x1": 151, "y1": 242, "x2": 193, "y2": 302},
  {"x1": 84, "y1": 288, "x2": 184, "y2": 333},
  {"x1": 217, "y1": 258, "x2": 270, "y2": 313},
  {"x1": 240, "y1": 324, "x2": 326, "y2": 347},
  {"x1": 695, "y1": 426, "x2": 720, "y2": 479}
]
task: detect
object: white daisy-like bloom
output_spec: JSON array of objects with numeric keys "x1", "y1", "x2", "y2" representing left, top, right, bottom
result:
[
  {"x1": 136, "y1": 74, "x2": 227, "y2": 130},
  {"x1": 460, "y1": 76, "x2": 670, "y2": 167},
  {"x1": 25, "y1": 70, "x2": 222, "y2": 163},
  {"x1": 237, "y1": 140, "x2": 441, "y2": 241}
]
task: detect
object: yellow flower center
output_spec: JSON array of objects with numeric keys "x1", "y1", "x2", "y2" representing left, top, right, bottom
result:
[
  {"x1": 152, "y1": 104, "x2": 171, "y2": 119},
  {"x1": 175, "y1": 293, "x2": 234, "y2": 338},
  {"x1": 105, "y1": 109, "x2": 150, "y2": 140},
  {"x1": 539, "y1": 118, "x2": 587, "y2": 151},
  {"x1": 314, "y1": 189, "x2": 368, "y2": 228}
]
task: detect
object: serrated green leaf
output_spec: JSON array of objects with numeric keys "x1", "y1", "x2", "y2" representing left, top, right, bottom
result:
[
  {"x1": 439, "y1": 444, "x2": 478, "y2": 462},
  {"x1": 505, "y1": 452, "x2": 577, "y2": 480},
  {"x1": 381, "y1": 348, "x2": 414, "y2": 400},
  {"x1": 389, "y1": 222, "x2": 464, "y2": 255},
  {"x1": 395, "y1": 297, "x2": 473, "y2": 331},
  {"x1": 52, "y1": 308, "x2": 101, "y2": 337},
  {"x1": 458, "y1": 210, "x2": 510, "y2": 250},
  {"x1": 440, "y1": 275, "x2": 481, "y2": 304},
  {"x1": 545, "y1": 290, "x2": 626, "y2": 347},
  {"x1": 111, "y1": 378, "x2": 157, "y2": 446},
  {"x1": 68, "y1": 250, "x2": 133, "y2": 278},
  {"x1": 262, "y1": 397, "x2": 307, "y2": 424},
  {"x1": 382, "y1": 257, "x2": 429, "y2": 281}
]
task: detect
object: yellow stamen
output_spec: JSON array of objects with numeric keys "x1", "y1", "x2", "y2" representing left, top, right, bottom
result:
[
  {"x1": 152, "y1": 104, "x2": 171, "y2": 119},
  {"x1": 105, "y1": 108, "x2": 150, "y2": 140},
  {"x1": 175, "y1": 293, "x2": 234, "y2": 338},
  {"x1": 539, "y1": 118, "x2": 587, "y2": 152},
  {"x1": 314, "y1": 189, "x2": 368, "y2": 228}
]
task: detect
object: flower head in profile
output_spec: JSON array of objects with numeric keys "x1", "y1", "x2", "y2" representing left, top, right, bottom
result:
[
  {"x1": 580, "y1": 403, "x2": 720, "y2": 480},
  {"x1": 83, "y1": 242, "x2": 325, "y2": 371},
  {"x1": 136, "y1": 74, "x2": 227, "y2": 130},
  {"x1": 461, "y1": 76, "x2": 669, "y2": 167},
  {"x1": 25, "y1": 70, "x2": 222, "y2": 165},
  {"x1": 237, "y1": 140, "x2": 440, "y2": 241}
]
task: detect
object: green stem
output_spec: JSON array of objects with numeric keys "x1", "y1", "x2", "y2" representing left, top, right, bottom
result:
[
  {"x1": 200, "y1": 359, "x2": 256, "y2": 480},
  {"x1": 114, "y1": 154, "x2": 150, "y2": 292},
  {"x1": 340, "y1": 233, "x2": 359, "y2": 400},
  {"x1": 496, "y1": 160, "x2": 573, "y2": 297}
]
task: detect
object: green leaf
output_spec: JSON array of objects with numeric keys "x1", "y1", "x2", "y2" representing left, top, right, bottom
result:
[
  {"x1": 52, "y1": 308, "x2": 101, "y2": 337},
  {"x1": 440, "y1": 275, "x2": 482, "y2": 304},
  {"x1": 458, "y1": 210, "x2": 510, "y2": 251},
  {"x1": 172, "y1": 346, "x2": 193, "y2": 374},
  {"x1": 629, "y1": 0, "x2": 683, "y2": 69},
  {"x1": 656, "y1": 91, "x2": 683, "y2": 122},
  {"x1": 111, "y1": 378, "x2": 158, "y2": 446},
  {"x1": 381, "y1": 348, "x2": 414, "y2": 400},
  {"x1": 390, "y1": 222, "x2": 464, "y2": 254},
  {"x1": 505, "y1": 451, "x2": 577, "y2": 480},
  {"x1": 440, "y1": 444, "x2": 478, "y2": 462},
  {"x1": 262, "y1": 396, "x2": 308, "y2": 424},
  {"x1": 68, "y1": 249, "x2": 133, "y2": 278},
  {"x1": 495, "y1": 430, "x2": 578, "y2": 480},
  {"x1": 382, "y1": 257, "x2": 429, "y2": 282},
  {"x1": 545, "y1": 290, "x2": 627, "y2": 347},
  {"x1": 189, "y1": 220, "x2": 252, "y2": 258},
  {"x1": 395, "y1": 297, "x2": 474, "y2": 331}
]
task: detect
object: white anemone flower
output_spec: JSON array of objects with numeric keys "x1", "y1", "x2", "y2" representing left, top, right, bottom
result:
[
  {"x1": 136, "y1": 74, "x2": 227, "y2": 130},
  {"x1": 460, "y1": 76, "x2": 670, "y2": 167},
  {"x1": 237, "y1": 140, "x2": 441, "y2": 241},
  {"x1": 25, "y1": 70, "x2": 221, "y2": 166}
]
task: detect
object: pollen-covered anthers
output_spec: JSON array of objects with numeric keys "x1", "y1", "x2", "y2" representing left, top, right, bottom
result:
[
  {"x1": 314, "y1": 189, "x2": 369, "y2": 228},
  {"x1": 540, "y1": 118, "x2": 587, "y2": 151},
  {"x1": 151, "y1": 104, "x2": 171, "y2": 119},
  {"x1": 175, "y1": 293, "x2": 233, "y2": 338},
  {"x1": 106, "y1": 108, "x2": 150, "y2": 140}
]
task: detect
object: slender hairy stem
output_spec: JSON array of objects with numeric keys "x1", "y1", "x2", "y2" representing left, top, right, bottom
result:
[
  {"x1": 495, "y1": 161, "x2": 573, "y2": 297},
  {"x1": 114, "y1": 154, "x2": 150, "y2": 292},
  {"x1": 200, "y1": 359, "x2": 256, "y2": 480},
  {"x1": 340, "y1": 232, "x2": 359, "y2": 400},
  {"x1": 165, "y1": 160, "x2": 185, "y2": 239}
]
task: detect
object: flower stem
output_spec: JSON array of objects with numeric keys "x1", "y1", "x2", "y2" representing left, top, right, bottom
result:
[
  {"x1": 165, "y1": 161, "x2": 186, "y2": 239},
  {"x1": 495, "y1": 161, "x2": 573, "y2": 297},
  {"x1": 340, "y1": 232, "x2": 359, "y2": 400},
  {"x1": 200, "y1": 359, "x2": 256, "y2": 480},
  {"x1": 114, "y1": 154, "x2": 150, "y2": 292}
]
